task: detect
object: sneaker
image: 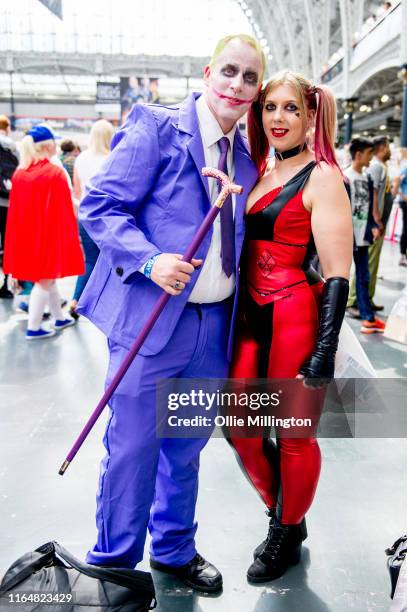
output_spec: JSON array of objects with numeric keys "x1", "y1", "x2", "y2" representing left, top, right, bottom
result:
[
  {"x1": 26, "y1": 328, "x2": 56, "y2": 340},
  {"x1": 16, "y1": 302, "x2": 52, "y2": 321},
  {"x1": 16, "y1": 301, "x2": 29, "y2": 313},
  {"x1": 361, "y1": 317, "x2": 386, "y2": 334},
  {"x1": 399, "y1": 255, "x2": 407, "y2": 267},
  {"x1": 346, "y1": 306, "x2": 361, "y2": 319},
  {"x1": 53, "y1": 318, "x2": 76, "y2": 331}
]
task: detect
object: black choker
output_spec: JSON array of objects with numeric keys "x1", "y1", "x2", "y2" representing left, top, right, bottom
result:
[{"x1": 274, "y1": 143, "x2": 307, "y2": 161}]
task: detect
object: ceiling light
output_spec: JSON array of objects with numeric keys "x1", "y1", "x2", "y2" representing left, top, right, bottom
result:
[
  {"x1": 359, "y1": 105, "x2": 367, "y2": 112},
  {"x1": 381, "y1": 94, "x2": 389, "y2": 103},
  {"x1": 380, "y1": 124, "x2": 386, "y2": 130}
]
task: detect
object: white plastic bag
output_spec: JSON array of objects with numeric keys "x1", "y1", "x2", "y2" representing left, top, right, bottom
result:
[
  {"x1": 335, "y1": 319, "x2": 377, "y2": 378},
  {"x1": 384, "y1": 285, "x2": 407, "y2": 345}
]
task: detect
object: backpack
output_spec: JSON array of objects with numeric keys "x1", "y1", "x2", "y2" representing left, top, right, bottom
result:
[
  {"x1": 0, "y1": 142, "x2": 18, "y2": 199},
  {"x1": 0, "y1": 541, "x2": 156, "y2": 611}
]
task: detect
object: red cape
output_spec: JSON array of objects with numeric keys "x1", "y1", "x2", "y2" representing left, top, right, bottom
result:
[{"x1": 3, "y1": 159, "x2": 84, "y2": 281}]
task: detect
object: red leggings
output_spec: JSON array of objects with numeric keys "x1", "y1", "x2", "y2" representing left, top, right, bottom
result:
[{"x1": 228, "y1": 287, "x2": 323, "y2": 525}]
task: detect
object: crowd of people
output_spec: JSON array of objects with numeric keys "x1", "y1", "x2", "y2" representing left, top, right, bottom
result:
[
  {"x1": 0, "y1": 29, "x2": 407, "y2": 599},
  {"x1": 345, "y1": 134, "x2": 407, "y2": 334},
  {"x1": 0, "y1": 116, "x2": 115, "y2": 337},
  {"x1": 1, "y1": 114, "x2": 406, "y2": 342}
]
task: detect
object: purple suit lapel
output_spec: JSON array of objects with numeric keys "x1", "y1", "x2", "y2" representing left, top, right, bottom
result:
[{"x1": 177, "y1": 93, "x2": 210, "y2": 203}]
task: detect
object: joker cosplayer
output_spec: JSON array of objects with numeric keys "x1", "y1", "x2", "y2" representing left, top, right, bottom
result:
[{"x1": 77, "y1": 34, "x2": 265, "y2": 592}]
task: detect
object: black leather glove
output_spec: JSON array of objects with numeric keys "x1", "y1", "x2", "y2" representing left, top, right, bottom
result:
[{"x1": 299, "y1": 277, "x2": 349, "y2": 384}]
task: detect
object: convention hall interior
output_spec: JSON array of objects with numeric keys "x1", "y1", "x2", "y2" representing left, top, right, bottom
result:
[{"x1": 1, "y1": 0, "x2": 407, "y2": 610}]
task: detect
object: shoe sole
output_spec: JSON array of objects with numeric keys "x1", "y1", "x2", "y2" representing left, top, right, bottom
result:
[
  {"x1": 150, "y1": 562, "x2": 222, "y2": 593},
  {"x1": 26, "y1": 333, "x2": 55, "y2": 340},
  {"x1": 53, "y1": 322, "x2": 76, "y2": 331},
  {"x1": 361, "y1": 328, "x2": 385, "y2": 334}
]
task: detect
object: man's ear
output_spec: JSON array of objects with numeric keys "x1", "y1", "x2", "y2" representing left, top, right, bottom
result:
[{"x1": 203, "y1": 65, "x2": 211, "y2": 85}]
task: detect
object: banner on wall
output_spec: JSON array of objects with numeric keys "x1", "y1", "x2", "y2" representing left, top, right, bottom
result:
[
  {"x1": 120, "y1": 77, "x2": 160, "y2": 123},
  {"x1": 95, "y1": 81, "x2": 121, "y2": 116}
]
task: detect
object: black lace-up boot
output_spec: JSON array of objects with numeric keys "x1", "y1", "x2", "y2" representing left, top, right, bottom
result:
[
  {"x1": 247, "y1": 515, "x2": 307, "y2": 583},
  {"x1": 253, "y1": 510, "x2": 307, "y2": 560}
]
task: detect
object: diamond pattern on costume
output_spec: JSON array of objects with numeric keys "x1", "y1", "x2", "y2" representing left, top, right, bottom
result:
[{"x1": 257, "y1": 250, "x2": 275, "y2": 278}]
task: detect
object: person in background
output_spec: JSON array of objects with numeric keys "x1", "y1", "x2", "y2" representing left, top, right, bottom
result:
[
  {"x1": 60, "y1": 139, "x2": 81, "y2": 183},
  {"x1": 3, "y1": 126, "x2": 84, "y2": 339},
  {"x1": 0, "y1": 114, "x2": 19, "y2": 299},
  {"x1": 345, "y1": 138, "x2": 384, "y2": 333},
  {"x1": 347, "y1": 135, "x2": 392, "y2": 316},
  {"x1": 69, "y1": 119, "x2": 115, "y2": 319},
  {"x1": 392, "y1": 148, "x2": 407, "y2": 267}
]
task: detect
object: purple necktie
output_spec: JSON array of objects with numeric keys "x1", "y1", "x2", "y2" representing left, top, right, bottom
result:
[{"x1": 217, "y1": 136, "x2": 235, "y2": 277}]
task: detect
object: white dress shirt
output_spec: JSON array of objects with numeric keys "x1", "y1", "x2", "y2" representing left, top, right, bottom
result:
[{"x1": 188, "y1": 94, "x2": 237, "y2": 303}]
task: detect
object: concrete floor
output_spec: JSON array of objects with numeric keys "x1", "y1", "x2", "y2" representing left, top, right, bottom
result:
[{"x1": 1, "y1": 240, "x2": 407, "y2": 611}]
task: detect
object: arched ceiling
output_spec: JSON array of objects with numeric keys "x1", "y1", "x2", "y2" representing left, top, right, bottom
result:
[{"x1": 236, "y1": 0, "x2": 383, "y2": 83}]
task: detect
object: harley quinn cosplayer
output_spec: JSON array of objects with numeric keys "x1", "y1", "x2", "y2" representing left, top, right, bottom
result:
[{"x1": 228, "y1": 71, "x2": 353, "y2": 583}]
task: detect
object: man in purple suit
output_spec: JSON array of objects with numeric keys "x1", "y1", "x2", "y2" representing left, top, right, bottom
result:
[{"x1": 77, "y1": 34, "x2": 266, "y2": 592}]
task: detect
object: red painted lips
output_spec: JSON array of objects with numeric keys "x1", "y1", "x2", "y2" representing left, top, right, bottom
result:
[
  {"x1": 214, "y1": 88, "x2": 252, "y2": 106},
  {"x1": 271, "y1": 128, "x2": 289, "y2": 138}
]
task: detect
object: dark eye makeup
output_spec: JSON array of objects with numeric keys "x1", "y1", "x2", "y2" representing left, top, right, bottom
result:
[
  {"x1": 220, "y1": 65, "x2": 259, "y2": 85},
  {"x1": 264, "y1": 101, "x2": 300, "y2": 113}
]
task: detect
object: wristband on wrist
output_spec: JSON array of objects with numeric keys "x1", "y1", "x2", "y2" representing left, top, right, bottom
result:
[{"x1": 143, "y1": 253, "x2": 161, "y2": 279}]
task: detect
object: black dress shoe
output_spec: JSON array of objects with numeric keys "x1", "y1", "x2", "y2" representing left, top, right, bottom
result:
[
  {"x1": 247, "y1": 517, "x2": 306, "y2": 584},
  {"x1": 371, "y1": 302, "x2": 384, "y2": 312},
  {"x1": 253, "y1": 513, "x2": 307, "y2": 559},
  {"x1": 150, "y1": 553, "x2": 222, "y2": 593},
  {"x1": 346, "y1": 306, "x2": 361, "y2": 319}
]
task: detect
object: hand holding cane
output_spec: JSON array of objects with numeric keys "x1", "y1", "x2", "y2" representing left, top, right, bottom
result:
[{"x1": 59, "y1": 167, "x2": 243, "y2": 475}]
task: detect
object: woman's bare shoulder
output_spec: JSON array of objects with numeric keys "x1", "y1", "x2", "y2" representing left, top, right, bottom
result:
[{"x1": 309, "y1": 161, "x2": 343, "y2": 185}]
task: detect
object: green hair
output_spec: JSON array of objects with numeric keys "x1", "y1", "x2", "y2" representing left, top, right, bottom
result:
[{"x1": 209, "y1": 34, "x2": 267, "y2": 83}]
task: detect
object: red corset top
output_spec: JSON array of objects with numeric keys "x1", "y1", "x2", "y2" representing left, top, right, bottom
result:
[{"x1": 244, "y1": 187, "x2": 313, "y2": 306}]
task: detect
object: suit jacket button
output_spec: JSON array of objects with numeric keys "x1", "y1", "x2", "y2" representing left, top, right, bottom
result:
[{"x1": 116, "y1": 266, "x2": 124, "y2": 277}]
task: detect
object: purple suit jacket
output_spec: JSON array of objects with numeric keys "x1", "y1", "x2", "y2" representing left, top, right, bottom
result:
[{"x1": 77, "y1": 92, "x2": 258, "y2": 357}]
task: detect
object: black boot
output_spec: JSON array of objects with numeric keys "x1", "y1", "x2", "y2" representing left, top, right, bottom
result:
[
  {"x1": 0, "y1": 275, "x2": 13, "y2": 299},
  {"x1": 247, "y1": 516, "x2": 307, "y2": 583},
  {"x1": 253, "y1": 511, "x2": 307, "y2": 559}
]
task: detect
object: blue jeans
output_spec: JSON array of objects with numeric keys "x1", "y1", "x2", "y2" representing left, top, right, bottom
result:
[
  {"x1": 354, "y1": 246, "x2": 374, "y2": 321},
  {"x1": 73, "y1": 223, "x2": 100, "y2": 302}
]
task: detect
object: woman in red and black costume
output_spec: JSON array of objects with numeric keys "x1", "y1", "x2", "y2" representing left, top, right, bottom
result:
[{"x1": 228, "y1": 71, "x2": 353, "y2": 583}]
